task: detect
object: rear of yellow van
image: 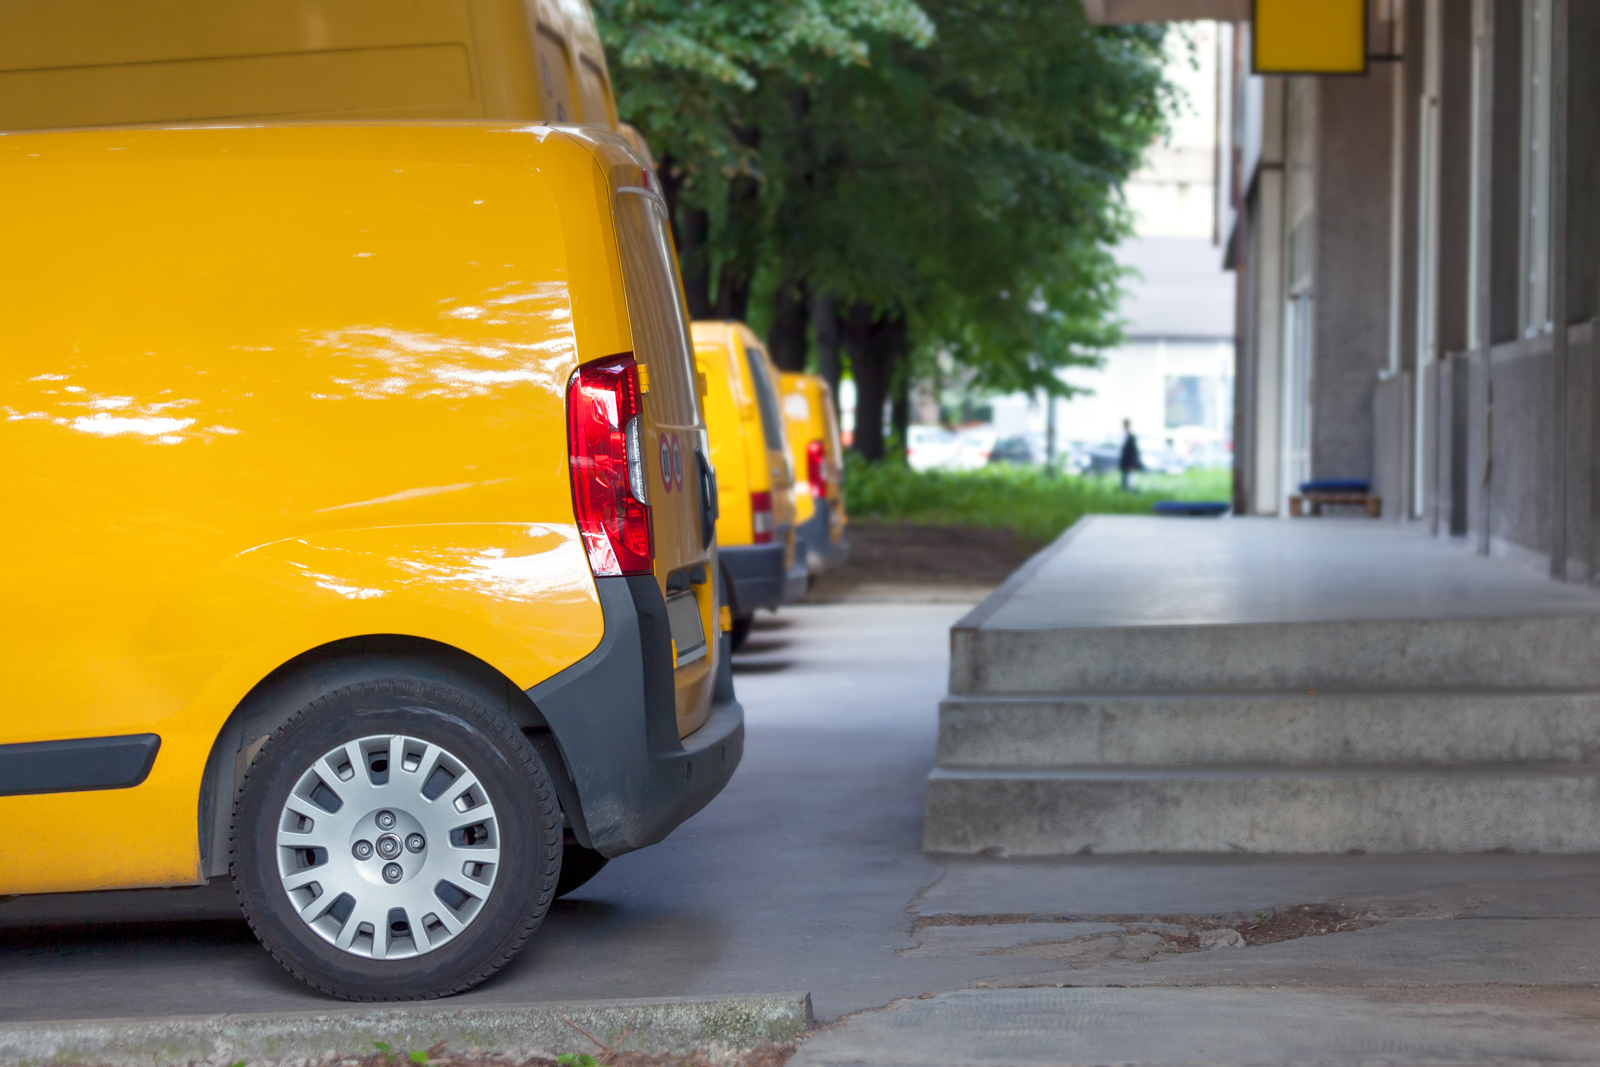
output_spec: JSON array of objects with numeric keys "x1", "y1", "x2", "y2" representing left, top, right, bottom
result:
[
  {"x1": 779, "y1": 373, "x2": 851, "y2": 573},
  {"x1": 0, "y1": 122, "x2": 737, "y2": 1000},
  {"x1": 691, "y1": 322, "x2": 807, "y2": 647}
]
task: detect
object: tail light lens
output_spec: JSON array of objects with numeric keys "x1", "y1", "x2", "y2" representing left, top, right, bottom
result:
[
  {"x1": 567, "y1": 354, "x2": 653, "y2": 576},
  {"x1": 806, "y1": 440, "x2": 827, "y2": 498},
  {"x1": 751, "y1": 491, "x2": 774, "y2": 544}
]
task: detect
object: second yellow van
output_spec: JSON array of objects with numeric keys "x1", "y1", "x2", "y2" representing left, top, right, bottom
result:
[{"x1": 692, "y1": 322, "x2": 807, "y2": 649}]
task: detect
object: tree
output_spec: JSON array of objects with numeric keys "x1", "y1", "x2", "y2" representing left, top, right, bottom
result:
[{"x1": 595, "y1": 0, "x2": 1170, "y2": 459}]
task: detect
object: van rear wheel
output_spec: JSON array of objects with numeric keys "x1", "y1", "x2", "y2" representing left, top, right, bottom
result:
[
  {"x1": 231, "y1": 677, "x2": 561, "y2": 1000},
  {"x1": 730, "y1": 614, "x2": 753, "y2": 652}
]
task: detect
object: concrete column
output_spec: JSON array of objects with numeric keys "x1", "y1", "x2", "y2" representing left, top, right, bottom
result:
[{"x1": 1311, "y1": 66, "x2": 1395, "y2": 483}]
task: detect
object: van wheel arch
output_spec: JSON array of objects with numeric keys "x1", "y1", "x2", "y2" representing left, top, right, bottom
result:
[{"x1": 198, "y1": 636, "x2": 585, "y2": 879}]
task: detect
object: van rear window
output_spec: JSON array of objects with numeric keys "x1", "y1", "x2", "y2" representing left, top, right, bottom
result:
[
  {"x1": 613, "y1": 190, "x2": 699, "y2": 428},
  {"x1": 743, "y1": 344, "x2": 786, "y2": 453}
]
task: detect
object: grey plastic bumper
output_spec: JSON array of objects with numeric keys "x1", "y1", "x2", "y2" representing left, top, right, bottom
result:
[
  {"x1": 719, "y1": 542, "x2": 787, "y2": 617},
  {"x1": 525, "y1": 574, "x2": 744, "y2": 858},
  {"x1": 796, "y1": 501, "x2": 850, "y2": 574}
]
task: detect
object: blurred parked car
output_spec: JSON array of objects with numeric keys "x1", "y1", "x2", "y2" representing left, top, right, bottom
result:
[
  {"x1": 987, "y1": 436, "x2": 1035, "y2": 465},
  {"x1": 907, "y1": 425, "x2": 961, "y2": 471}
]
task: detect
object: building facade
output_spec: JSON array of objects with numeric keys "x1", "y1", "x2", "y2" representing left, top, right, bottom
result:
[{"x1": 1217, "y1": 0, "x2": 1600, "y2": 582}]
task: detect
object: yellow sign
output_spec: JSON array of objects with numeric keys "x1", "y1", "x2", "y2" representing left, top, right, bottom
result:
[{"x1": 1253, "y1": 0, "x2": 1368, "y2": 75}]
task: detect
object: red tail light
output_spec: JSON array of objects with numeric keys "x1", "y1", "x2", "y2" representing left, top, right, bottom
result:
[
  {"x1": 567, "y1": 354, "x2": 653, "y2": 576},
  {"x1": 751, "y1": 491, "x2": 774, "y2": 544},
  {"x1": 806, "y1": 440, "x2": 827, "y2": 498}
]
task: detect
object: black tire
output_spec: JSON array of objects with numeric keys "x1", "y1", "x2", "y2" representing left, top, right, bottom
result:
[
  {"x1": 231, "y1": 676, "x2": 561, "y2": 1000},
  {"x1": 730, "y1": 614, "x2": 753, "y2": 652},
  {"x1": 555, "y1": 842, "x2": 609, "y2": 898}
]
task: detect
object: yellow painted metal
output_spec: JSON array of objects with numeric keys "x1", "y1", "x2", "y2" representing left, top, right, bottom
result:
[
  {"x1": 779, "y1": 373, "x2": 848, "y2": 544},
  {"x1": 1252, "y1": 0, "x2": 1367, "y2": 75},
  {"x1": 0, "y1": 121, "x2": 713, "y2": 895},
  {"x1": 691, "y1": 323, "x2": 799, "y2": 569},
  {"x1": 0, "y1": 0, "x2": 619, "y2": 131}
]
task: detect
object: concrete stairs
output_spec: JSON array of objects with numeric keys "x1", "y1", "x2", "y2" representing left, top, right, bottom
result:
[{"x1": 923, "y1": 517, "x2": 1600, "y2": 855}]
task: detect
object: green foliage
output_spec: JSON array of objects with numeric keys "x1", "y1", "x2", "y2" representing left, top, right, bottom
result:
[
  {"x1": 595, "y1": 0, "x2": 1174, "y2": 424},
  {"x1": 557, "y1": 1055, "x2": 599, "y2": 1067},
  {"x1": 844, "y1": 455, "x2": 1232, "y2": 545},
  {"x1": 371, "y1": 1040, "x2": 431, "y2": 1065}
]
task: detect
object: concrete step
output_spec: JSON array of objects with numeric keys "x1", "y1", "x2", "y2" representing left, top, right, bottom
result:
[
  {"x1": 923, "y1": 764, "x2": 1600, "y2": 855},
  {"x1": 950, "y1": 614, "x2": 1600, "y2": 695},
  {"x1": 937, "y1": 690, "x2": 1600, "y2": 768}
]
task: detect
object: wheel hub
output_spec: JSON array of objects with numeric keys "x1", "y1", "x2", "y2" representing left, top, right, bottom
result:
[{"x1": 275, "y1": 733, "x2": 501, "y2": 960}]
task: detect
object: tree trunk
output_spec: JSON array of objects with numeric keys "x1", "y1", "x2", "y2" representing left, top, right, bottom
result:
[
  {"x1": 843, "y1": 304, "x2": 907, "y2": 462},
  {"x1": 809, "y1": 290, "x2": 841, "y2": 414},
  {"x1": 891, "y1": 363, "x2": 911, "y2": 459},
  {"x1": 679, "y1": 205, "x2": 713, "y2": 318},
  {"x1": 768, "y1": 273, "x2": 809, "y2": 371}
]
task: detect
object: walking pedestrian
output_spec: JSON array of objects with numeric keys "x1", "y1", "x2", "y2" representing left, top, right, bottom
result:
[{"x1": 1118, "y1": 418, "x2": 1142, "y2": 491}]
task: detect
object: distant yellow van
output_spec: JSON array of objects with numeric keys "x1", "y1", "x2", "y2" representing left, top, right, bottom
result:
[
  {"x1": 0, "y1": 0, "x2": 619, "y2": 130},
  {"x1": 779, "y1": 373, "x2": 850, "y2": 573},
  {"x1": 0, "y1": 122, "x2": 740, "y2": 1000},
  {"x1": 691, "y1": 322, "x2": 807, "y2": 648}
]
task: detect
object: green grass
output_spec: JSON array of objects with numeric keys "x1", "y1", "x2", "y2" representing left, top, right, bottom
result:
[{"x1": 844, "y1": 456, "x2": 1233, "y2": 548}]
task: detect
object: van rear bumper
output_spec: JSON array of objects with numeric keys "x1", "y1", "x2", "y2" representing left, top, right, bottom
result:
[
  {"x1": 719, "y1": 542, "x2": 787, "y2": 617},
  {"x1": 797, "y1": 501, "x2": 850, "y2": 574},
  {"x1": 525, "y1": 574, "x2": 743, "y2": 858}
]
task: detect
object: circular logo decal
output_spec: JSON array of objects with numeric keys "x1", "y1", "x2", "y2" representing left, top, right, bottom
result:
[
  {"x1": 659, "y1": 436, "x2": 673, "y2": 492},
  {"x1": 670, "y1": 434, "x2": 684, "y2": 491}
]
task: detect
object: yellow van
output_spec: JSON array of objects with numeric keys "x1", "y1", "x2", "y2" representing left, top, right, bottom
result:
[
  {"x1": 691, "y1": 322, "x2": 807, "y2": 649},
  {"x1": 0, "y1": 0, "x2": 619, "y2": 130},
  {"x1": 0, "y1": 122, "x2": 739, "y2": 1000},
  {"x1": 778, "y1": 373, "x2": 851, "y2": 574}
]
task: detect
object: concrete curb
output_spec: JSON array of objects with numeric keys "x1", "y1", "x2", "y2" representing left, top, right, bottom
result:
[{"x1": 0, "y1": 992, "x2": 814, "y2": 1067}]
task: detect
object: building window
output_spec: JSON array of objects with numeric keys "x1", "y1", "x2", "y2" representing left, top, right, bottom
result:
[{"x1": 1520, "y1": 0, "x2": 1554, "y2": 338}]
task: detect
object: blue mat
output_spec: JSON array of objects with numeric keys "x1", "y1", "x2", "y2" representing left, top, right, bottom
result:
[
  {"x1": 1153, "y1": 501, "x2": 1230, "y2": 517},
  {"x1": 1299, "y1": 479, "x2": 1369, "y2": 494}
]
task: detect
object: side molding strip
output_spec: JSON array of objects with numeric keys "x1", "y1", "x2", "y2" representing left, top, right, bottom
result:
[{"x1": 0, "y1": 734, "x2": 161, "y2": 797}]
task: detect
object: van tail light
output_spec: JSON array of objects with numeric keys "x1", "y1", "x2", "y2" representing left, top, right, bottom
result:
[
  {"x1": 751, "y1": 491, "x2": 775, "y2": 544},
  {"x1": 567, "y1": 354, "x2": 653, "y2": 576},
  {"x1": 806, "y1": 440, "x2": 827, "y2": 498}
]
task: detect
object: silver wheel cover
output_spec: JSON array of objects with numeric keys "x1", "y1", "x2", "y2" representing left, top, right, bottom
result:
[{"x1": 275, "y1": 733, "x2": 501, "y2": 960}]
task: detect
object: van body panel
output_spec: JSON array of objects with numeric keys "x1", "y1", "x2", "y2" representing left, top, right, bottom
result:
[
  {"x1": 0, "y1": 122, "x2": 719, "y2": 894},
  {"x1": 0, "y1": 0, "x2": 617, "y2": 130}
]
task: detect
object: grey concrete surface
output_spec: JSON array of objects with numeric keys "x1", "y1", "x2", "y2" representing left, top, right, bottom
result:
[
  {"x1": 933, "y1": 517, "x2": 1600, "y2": 854},
  {"x1": 951, "y1": 517, "x2": 1600, "y2": 695},
  {"x1": 924, "y1": 765, "x2": 1600, "y2": 854},
  {"x1": 978, "y1": 516, "x2": 1600, "y2": 631},
  {"x1": 938, "y1": 690, "x2": 1600, "y2": 767},
  {"x1": 789, "y1": 987, "x2": 1600, "y2": 1066},
  {"x1": 0, "y1": 993, "x2": 811, "y2": 1067}
]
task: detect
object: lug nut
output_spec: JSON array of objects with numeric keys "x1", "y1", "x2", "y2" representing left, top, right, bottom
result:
[
  {"x1": 375, "y1": 810, "x2": 397, "y2": 830},
  {"x1": 382, "y1": 862, "x2": 403, "y2": 884},
  {"x1": 352, "y1": 840, "x2": 374, "y2": 860},
  {"x1": 405, "y1": 833, "x2": 426, "y2": 853},
  {"x1": 377, "y1": 834, "x2": 402, "y2": 859}
]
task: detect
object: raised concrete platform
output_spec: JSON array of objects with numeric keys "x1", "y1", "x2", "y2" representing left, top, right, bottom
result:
[{"x1": 925, "y1": 516, "x2": 1600, "y2": 855}]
